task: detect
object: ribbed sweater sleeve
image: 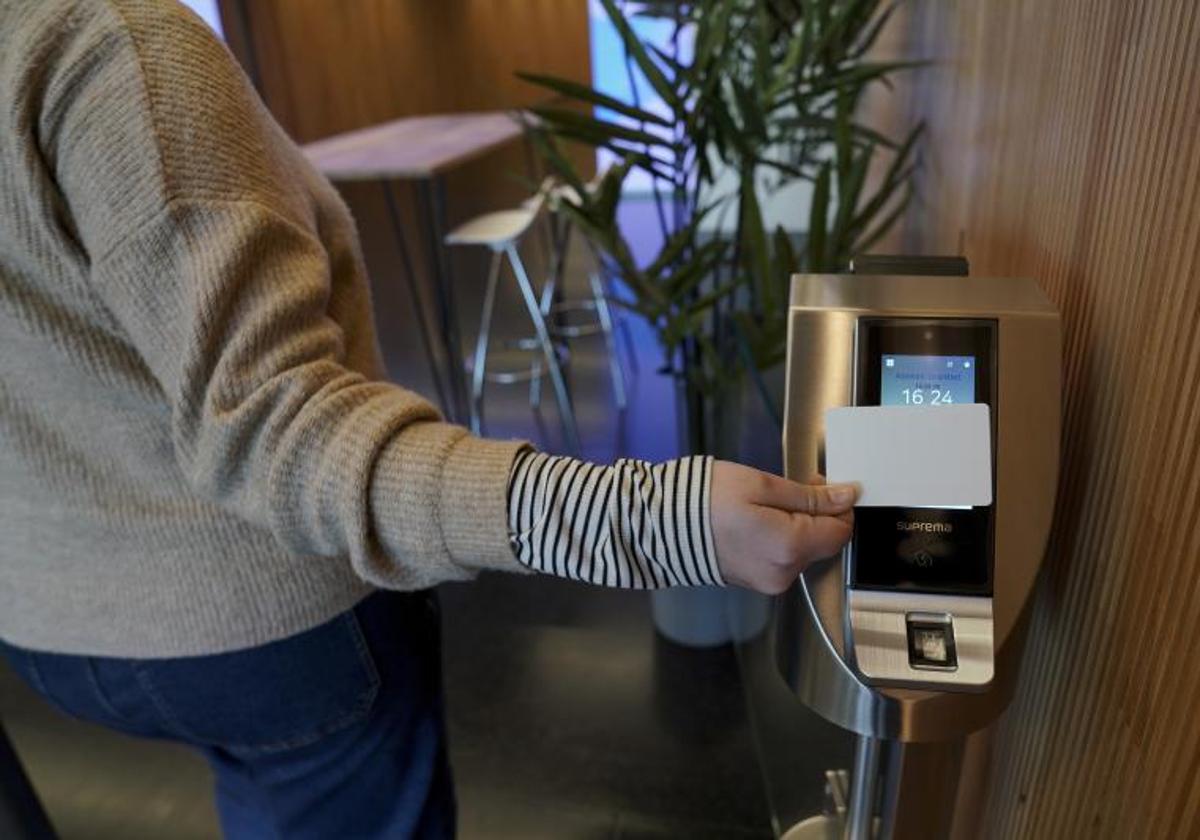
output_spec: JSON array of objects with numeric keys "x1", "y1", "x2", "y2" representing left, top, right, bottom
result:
[
  {"x1": 92, "y1": 201, "x2": 528, "y2": 590},
  {"x1": 47, "y1": 0, "x2": 529, "y2": 590}
]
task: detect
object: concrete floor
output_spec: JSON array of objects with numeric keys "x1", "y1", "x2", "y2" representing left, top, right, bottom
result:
[{"x1": 0, "y1": 201, "x2": 853, "y2": 838}]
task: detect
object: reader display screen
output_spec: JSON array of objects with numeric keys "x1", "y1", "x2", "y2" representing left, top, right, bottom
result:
[
  {"x1": 881, "y1": 355, "x2": 976, "y2": 407},
  {"x1": 853, "y1": 320, "x2": 996, "y2": 595}
]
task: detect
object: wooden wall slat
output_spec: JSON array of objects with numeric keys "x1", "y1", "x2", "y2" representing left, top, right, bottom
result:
[
  {"x1": 887, "y1": 1, "x2": 1200, "y2": 836},
  {"x1": 221, "y1": 0, "x2": 592, "y2": 144}
]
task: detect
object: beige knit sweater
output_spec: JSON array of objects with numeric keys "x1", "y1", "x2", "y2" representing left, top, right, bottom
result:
[{"x1": 0, "y1": 0, "x2": 530, "y2": 657}]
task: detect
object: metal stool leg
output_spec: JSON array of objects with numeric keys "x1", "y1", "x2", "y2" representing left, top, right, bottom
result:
[
  {"x1": 614, "y1": 295, "x2": 640, "y2": 376},
  {"x1": 538, "y1": 213, "x2": 568, "y2": 317},
  {"x1": 530, "y1": 213, "x2": 568, "y2": 410},
  {"x1": 588, "y1": 269, "x2": 627, "y2": 409},
  {"x1": 545, "y1": 216, "x2": 628, "y2": 410},
  {"x1": 469, "y1": 251, "x2": 503, "y2": 436},
  {"x1": 585, "y1": 238, "x2": 640, "y2": 378},
  {"x1": 528, "y1": 351, "x2": 543, "y2": 410},
  {"x1": 506, "y1": 244, "x2": 579, "y2": 453}
]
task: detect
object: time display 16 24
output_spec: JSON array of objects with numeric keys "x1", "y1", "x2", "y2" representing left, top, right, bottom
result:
[{"x1": 880, "y1": 354, "x2": 976, "y2": 407}]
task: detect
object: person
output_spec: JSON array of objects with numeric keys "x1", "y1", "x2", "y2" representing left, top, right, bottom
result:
[{"x1": 0, "y1": 1, "x2": 856, "y2": 837}]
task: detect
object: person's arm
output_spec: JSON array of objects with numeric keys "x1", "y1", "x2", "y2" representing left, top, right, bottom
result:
[
  {"x1": 39, "y1": 0, "x2": 524, "y2": 591},
  {"x1": 508, "y1": 452, "x2": 856, "y2": 592}
]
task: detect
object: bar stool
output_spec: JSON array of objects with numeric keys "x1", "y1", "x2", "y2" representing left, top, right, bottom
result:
[
  {"x1": 445, "y1": 204, "x2": 580, "y2": 453},
  {"x1": 525, "y1": 178, "x2": 631, "y2": 411}
]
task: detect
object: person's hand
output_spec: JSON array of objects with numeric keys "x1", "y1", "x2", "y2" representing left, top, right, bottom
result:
[{"x1": 710, "y1": 461, "x2": 856, "y2": 594}]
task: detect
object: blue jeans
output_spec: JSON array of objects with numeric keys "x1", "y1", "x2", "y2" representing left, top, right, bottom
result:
[{"x1": 0, "y1": 590, "x2": 455, "y2": 839}]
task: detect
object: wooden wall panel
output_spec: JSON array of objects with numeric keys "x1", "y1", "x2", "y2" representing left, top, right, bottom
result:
[
  {"x1": 887, "y1": 1, "x2": 1200, "y2": 837},
  {"x1": 219, "y1": 0, "x2": 592, "y2": 143}
]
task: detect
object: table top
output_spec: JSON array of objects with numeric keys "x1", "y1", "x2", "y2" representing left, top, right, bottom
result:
[{"x1": 301, "y1": 111, "x2": 525, "y2": 181}]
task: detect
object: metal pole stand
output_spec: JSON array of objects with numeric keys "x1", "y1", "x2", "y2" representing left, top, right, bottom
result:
[
  {"x1": 781, "y1": 735, "x2": 887, "y2": 840},
  {"x1": 0, "y1": 725, "x2": 55, "y2": 839}
]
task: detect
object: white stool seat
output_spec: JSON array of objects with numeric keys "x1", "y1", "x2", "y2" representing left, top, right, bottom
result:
[
  {"x1": 445, "y1": 208, "x2": 538, "y2": 249},
  {"x1": 518, "y1": 172, "x2": 629, "y2": 412},
  {"x1": 439, "y1": 199, "x2": 580, "y2": 452},
  {"x1": 522, "y1": 173, "x2": 610, "y2": 212},
  {"x1": 522, "y1": 182, "x2": 584, "y2": 211}
]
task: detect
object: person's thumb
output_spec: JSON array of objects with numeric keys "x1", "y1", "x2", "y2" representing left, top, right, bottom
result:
[{"x1": 760, "y1": 476, "x2": 858, "y2": 515}]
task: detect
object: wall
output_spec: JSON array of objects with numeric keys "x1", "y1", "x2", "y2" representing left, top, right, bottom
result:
[
  {"x1": 892, "y1": 1, "x2": 1200, "y2": 836},
  {"x1": 218, "y1": 0, "x2": 591, "y2": 144}
]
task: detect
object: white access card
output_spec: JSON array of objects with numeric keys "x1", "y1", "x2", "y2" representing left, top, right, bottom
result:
[{"x1": 824, "y1": 404, "x2": 993, "y2": 508}]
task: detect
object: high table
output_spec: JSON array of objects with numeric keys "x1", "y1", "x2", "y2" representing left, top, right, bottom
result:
[{"x1": 303, "y1": 112, "x2": 528, "y2": 423}]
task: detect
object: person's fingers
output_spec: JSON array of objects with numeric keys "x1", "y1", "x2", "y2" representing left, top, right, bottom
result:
[
  {"x1": 752, "y1": 506, "x2": 853, "y2": 569},
  {"x1": 790, "y1": 513, "x2": 854, "y2": 563},
  {"x1": 711, "y1": 462, "x2": 858, "y2": 594},
  {"x1": 753, "y1": 471, "x2": 858, "y2": 515}
]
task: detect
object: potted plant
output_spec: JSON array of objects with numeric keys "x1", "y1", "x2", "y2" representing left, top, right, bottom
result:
[{"x1": 520, "y1": 0, "x2": 924, "y2": 643}]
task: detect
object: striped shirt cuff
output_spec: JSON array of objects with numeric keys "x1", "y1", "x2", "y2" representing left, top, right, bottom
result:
[{"x1": 505, "y1": 452, "x2": 723, "y2": 588}]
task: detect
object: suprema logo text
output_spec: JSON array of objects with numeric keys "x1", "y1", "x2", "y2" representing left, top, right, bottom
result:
[{"x1": 897, "y1": 521, "x2": 953, "y2": 534}]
